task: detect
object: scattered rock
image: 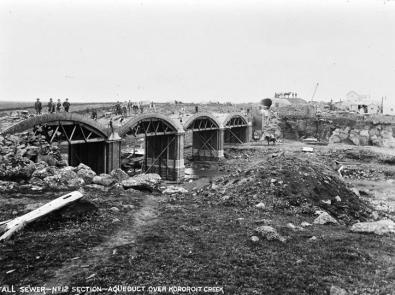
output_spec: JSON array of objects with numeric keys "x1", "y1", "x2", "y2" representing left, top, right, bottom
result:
[
  {"x1": 329, "y1": 285, "x2": 347, "y2": 295},
  {"x1": 254, "y1": 226, "x2": 286, "y2": 243},
  {"x1": 77, "y1": 163, "x2": 91, "y2": 171},
  {"x1": 221, "y1": 195, "x2": 231, "y2": 201},
  {"x1": 250, "y1": 236, "x2": 260, "y2": 243},
  {"x1": 110, "y1": 168, "x2": 129, "y2": 182},
  {"x1": 286, "y1": 223, "x2": 296, "y2": 230},
  {"x1": 85, "y1": 184, "x2": 109, "y2": 191},
  {"x1": 255, "y1": 202, "x2": 266, "y2": 209},
  {"x1": 322, "y1": 199, "x2": 331, "y2": 205},
  {"x1": 371, "y1": 211, "x2": 379, "y2": 220},
  {"x1": 110, "y1": 207, "x2": 120, "y2": 213},
  {"x1": 112, "y1": 218, "x2": 121, "y2": 223},
  {"x1": 300, "y1": 221, "x2": 312, "y2": 227},
  {"x1": 0, "y1": 180, "x2": 18, "y2": 192},
  {"x1": 313, "y1": 212, "x2": 338, "y2": 225},
  {"x1": 335, "y1": 195, "x2": 341, "y2": 202},
  {"x1": 67, "y1": 177, "x2": 85, "y2": 188},
  {"x1": 121, "y1": 173, "x2": 161, "y2": 192},
  {"x1": 350, "y1": 219, "x2": 395, "y2": 235},
  {"x1": 351, "y1": 188, "x2": 360, "y2": 197},
  {"x1": 29, "y1": 177, "x2": 44, "y2": 187},
  {"x1": 77, "y1": 166, "x2": 96, "y2": 184},
  {"x1": 308, "y1": 236, "x2": 317, "y2": 241},
  {"x1": 93, "y1": 174, "x2": 116, "y2": 187},
  {"x1": 59, "y1": 168, "x2": 78, "y2": 183},
  {"x1": 162, "y1": 186, "x2": 188, "y2": 195}
]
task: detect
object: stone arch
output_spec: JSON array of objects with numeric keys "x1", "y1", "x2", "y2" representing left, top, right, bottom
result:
[
  {"x1": 220, "y1": 113, "x2": 249, "y2": 128},
  {"x1": 220, "y1": 113, "x2": 251, "y2": 144},
  {"x1": 1, "y1": 113, "x2": 108, "y2": 138},
  {"x1": 118, "y1": 113, "x2": 184, "y2": 137},
  {"x1": 118, "y1": 113, "x2": 185, "y2": 181},
  {"x1": 1, "y1": 113, "x2": 112, "y2": 174},
  {"x1": 183, "y1": 112, "x2": 222, "y2": 130}
]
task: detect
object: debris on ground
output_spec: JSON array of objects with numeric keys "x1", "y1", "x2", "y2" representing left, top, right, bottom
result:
[
  {"x1": 313, "y1": 211, "x2": 339, "y2": 225},
  {"x1": 162, "y1": 186, "x2": 188, "y2": 195},
  {"x1": 200, "y1": 154, "x2": 372, "y2": 224},
  {"x1": 0, "y1": 191, "x2": 83, "y2": 241},
  {"x1": 302, "y1": 147, "x2": 314, "y2": 153},
  {"x1": 254, "y1": 225, "x2": 286, "y2": 243},
  {"x1": 121, "y1": 173, "x2": 161, "y2": 192},
  {"x1": 110, "y1": 168, "x2": 129, "y2": 182},
  {"x1": 329, "y1": 285, "x2": 348, "y2": 295},
  {"x1": 350, "y1": 219, "x2": 395, "y2": 235},
  {"x1": 92, "y1": 174, "x2": 116, "y2": 187}
]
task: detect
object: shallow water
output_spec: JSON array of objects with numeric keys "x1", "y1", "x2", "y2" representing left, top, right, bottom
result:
[{"x1": 184, "y1": 162, "x2": 220, "y2": 180}]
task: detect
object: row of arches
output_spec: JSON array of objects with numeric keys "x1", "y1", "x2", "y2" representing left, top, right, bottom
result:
[{"x1": 1, "y1": 112, "x2": 252, "y2": 180}]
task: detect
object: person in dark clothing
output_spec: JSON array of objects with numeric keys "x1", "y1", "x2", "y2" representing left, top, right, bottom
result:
[
  {"x1": 109, "y1": 118, "x2": 114, "y2": 133},
  {"x1": 128, "y1": 100, "x2": 132, "y2": 115},
  {"x1": 48, "y1": 98, "x2": 54, "y2": 113},
  {"x1": 195, "y1": 105, "x2": 199, "y2": 113},
  {"x1": 91, "y1": 110, "x2": 97, "y2": 120},
  {"x1": 34, "y1": 98, "x2": 42, "y2": 115},
  {"x1": 56, "y1": 99, "x2": 62, "y2": 112},
  {"x1": 63, "y1": 98, "x2": 70, "y2": 112}
]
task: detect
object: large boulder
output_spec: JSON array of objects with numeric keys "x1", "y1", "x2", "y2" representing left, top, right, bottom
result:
[
  {"x1": 77, "y1": 163, "x2": 92, "y2": 171},
  {"x1": 350, "y1": 219, "x2": 395, "y2": 235},
  {"x1": 59, "y1": 167, "x2": 78, "y2": 182},
  {"x1": 59, "y1": 167, "x2": 84, "y2": 188},
  {"x1": 43, "y1": 174, "x2": 64, "y2": 190},
  {"x1": 67, "y1": 177, "x2": 85, "y2": 188},
  {"x1": 122, "y1": 173, "x2": 161, "y2": 192},
  {"x1": 110, "y1": 168, "x2": 129, "y2": 182},
  {"x1": 76, "y1": 164, "x2": 96, "y2": 184},
  {"x1": 313, "y1": 212, "x2": 338, "y2": 225},
  {"x1": 77, "y1": 168, "x2": 96, "y2": 184},
  {"x1": 93, "y1": 174, "x2": 116, "y2": 187},
  {"x1": 31, "y1": 166, "x2": 57, "y2": 179}
]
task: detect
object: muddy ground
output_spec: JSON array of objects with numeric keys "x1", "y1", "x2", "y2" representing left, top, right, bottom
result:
[{"x1": 0, "y1": 141, "x2": 394, "y2": 295}]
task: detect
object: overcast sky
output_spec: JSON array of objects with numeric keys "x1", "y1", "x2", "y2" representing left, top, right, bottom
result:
[{"x1": 1, "y1": 0, "x2": 394, "y2": 103}]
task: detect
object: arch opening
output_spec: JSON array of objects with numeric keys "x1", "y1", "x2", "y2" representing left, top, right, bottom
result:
[
  {"x1": 1, "y1": 114, "x2": 110, "y2": 173},
  {"x1": 223, "y1": 115, "x2": 251, "y2": 144},
  {"x1": 119, "y1": 114, "x2": 184, "y2": 181}
]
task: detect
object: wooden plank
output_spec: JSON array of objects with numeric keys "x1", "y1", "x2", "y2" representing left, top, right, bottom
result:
[{"x1": 0, "y1": 191, "x2": 83, "y2": 242}]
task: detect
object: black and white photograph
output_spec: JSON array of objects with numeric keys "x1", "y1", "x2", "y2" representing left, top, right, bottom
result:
[{"x1": 0, "y1": 0, "x2": 395, "y2": 294}]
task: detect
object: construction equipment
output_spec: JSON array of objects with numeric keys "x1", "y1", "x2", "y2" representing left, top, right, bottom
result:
[{"x1": 311, "y1": 83, "x2": 319, "y2": 101}]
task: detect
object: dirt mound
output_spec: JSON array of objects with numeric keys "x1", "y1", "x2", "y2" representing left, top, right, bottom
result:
[{"x1": 204, "y1": 154, "x2": 372, "y2": 224}]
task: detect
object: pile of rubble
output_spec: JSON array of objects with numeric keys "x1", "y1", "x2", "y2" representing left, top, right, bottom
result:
[
  {"x1": 196, "y1": 153, "x2": 373, "y2": 224},
  {"x1": 0, "y1": 133, "x2": 64, "y2": 181},
  {"x1": 0, "y1": 134, "x2": 166, "y2": 193}
]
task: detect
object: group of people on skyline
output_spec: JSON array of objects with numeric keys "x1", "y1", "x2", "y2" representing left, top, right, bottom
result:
[
  {"x1": 114, "y1": 101, "x2": 156, "y2": 116},
  {"x1": 274, "y1": 92, "x2": 298, "y2": 99},
  {"x1": 34, "y1": 98, "x2": 71, "y2": 115}
]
